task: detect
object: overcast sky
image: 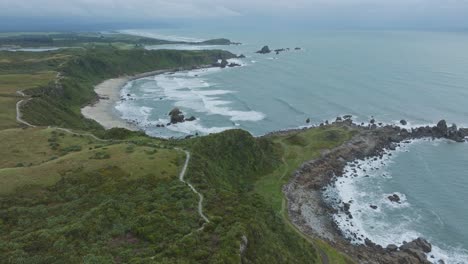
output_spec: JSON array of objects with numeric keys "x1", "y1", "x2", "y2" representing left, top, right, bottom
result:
[{"x1": 1, "y1": 0, "x2": 468, "y2": 30}]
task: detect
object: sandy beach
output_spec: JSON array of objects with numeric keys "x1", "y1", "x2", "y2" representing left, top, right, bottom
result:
[
  {"x1": 81, "y1": 77, "x2": 135, "y2": 130},
  {"x1": 81, "y1": 67, "x2": 209, "y2": 131}
]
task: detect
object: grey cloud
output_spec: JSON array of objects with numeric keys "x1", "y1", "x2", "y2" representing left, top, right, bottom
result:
[{"x1": 1, "y1": 0, "x2": 468, "y2": 28}]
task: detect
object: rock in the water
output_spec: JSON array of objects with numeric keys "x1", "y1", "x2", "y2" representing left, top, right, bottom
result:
[
  {"x1": 388, "y1": 194, "x2": 401, "y2": 203},
  {"x1": 306, "y1": 118, "x2": 311, "y2": 124},
  {"x1": 220, "y1": 59, "x2": 229, "y2": 68},
  {"x1": 168, "y1": 108, "x2": 185, "y2": 124},
  {"x1": 228, "y1": 63, "x2": 241, "y2": 67},
  {"x1": 400, "y1": 119, "x2": 408, "y2": 126},
  {"x1": 294, "y1": 47, "x2": 301, "y2": 50},
  {"x1": 436, "y1": 120, "x2": 448, "y2": 135},
  {"x1": 212, "y1": 59, "x2": 229, "y2": 68},
  {"x1": 237, "y1": 54, "x2": 246, "y2": 58},
  {"x1": 370, "y1": 118, "x2": 376, "y2": 124},
  {"x1": 256, "y1": 45, "x2": 271, "y2": 54},
  {"x1": 185, "y1": 116, "x2": 196, "y2": 122},
  {"x1": 343, "y1": 115, "x2": 352, "y2": 120},
  {"x1": 370, "y1": 205, "x2": 378, "y2": 210}
]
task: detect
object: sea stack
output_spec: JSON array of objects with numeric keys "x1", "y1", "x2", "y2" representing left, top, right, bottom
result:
[{"x1": 256, "y1": 46, "x2": 271, "y2": 54}]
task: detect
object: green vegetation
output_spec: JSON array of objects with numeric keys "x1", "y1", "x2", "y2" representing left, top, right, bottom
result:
[
  {"x1": 0, "y1": 34, "x2": 357, "y2": 263},
  {"x1": 0, "y1": 32, "x2": 235, "y2": 48},
  {"x1": 257, "y1": 126, "x2": 357, "y2": 264},
  {"x1": 15, "y1": 47, "x2": 234, "y2": 131},
  {"x1": 0, "y1": 97, "x2": 18, "y2": 129}
]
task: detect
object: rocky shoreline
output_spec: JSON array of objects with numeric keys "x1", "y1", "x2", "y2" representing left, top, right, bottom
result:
[{"x1": 282, "y1": 117, "x2": 467, "y2": 264}]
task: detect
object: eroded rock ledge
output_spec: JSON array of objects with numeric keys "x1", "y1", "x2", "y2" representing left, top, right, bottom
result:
[{"x1": 283, "y1": 118, "x2": 466, "y2": 264}]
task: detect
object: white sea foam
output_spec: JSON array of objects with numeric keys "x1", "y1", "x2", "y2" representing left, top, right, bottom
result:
[
  {"x1": 323, "y1": 138, "x2": 468, "y2": 263},
  {"x1": 115, "y1": 66, "x2": 264, "y2": 136},
  {"x1": 430, "y1": 244, "x2": 468, "y2": 264},
  {"x1": 151, "y1": 71, "x2": 265, "y2": 122},
  {"x1": 165, "y1": 119, "x2": 233, "y2": 135}
]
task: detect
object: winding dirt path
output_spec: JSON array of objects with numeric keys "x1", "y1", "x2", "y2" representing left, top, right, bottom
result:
[
  {"x1": 15, "y1": 82, "x2": 209, "y2": 234},
  {"x1": 16, "y1": 98, "x2": 36, "y2": 128},
  {"x1": 176, "y1": 149, "x2": 210, "y2": 230}
]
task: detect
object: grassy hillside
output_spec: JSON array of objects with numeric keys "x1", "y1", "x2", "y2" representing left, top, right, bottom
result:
[
  {"x1": 0, "y1": 124, "x2": 357, "y2": 263},
  {"x1": 0, "y1": 38, "x2": 357, "y2": 263},
  {"x1": 0, "y1": 46, "x2": 235, "y2": 132},
  {"x1": 22, "y1": 47, "x2": 234, "y2": 131}
]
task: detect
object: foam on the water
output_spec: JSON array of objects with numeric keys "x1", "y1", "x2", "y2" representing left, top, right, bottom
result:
[
  {"x1": 115, "y1": 63, "x2": 264, "y2": 137},
  {"x1": 323, "y1": 139, "x2": 468, "y2": 264}
]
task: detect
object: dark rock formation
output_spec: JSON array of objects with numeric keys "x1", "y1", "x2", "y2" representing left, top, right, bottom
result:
[
  {"x1": 294, "y1": 47, "x2": 302, "y2": 50},
  {"x1": 388, "y1": 194, "x2": 401, "y2": 203},
  {"x1": 256, "y1": 45, "x2": 271, "y2": 54},
  {"x1": 400, "y1": 120, "x2": 408, "y2": 125},
  {"x1": 228, "y1": 63, "x2": 241, "y2": 67},
  {"x1": 186, "y1": 116, "x2": 196, "y2": 122},
  {"x1": 212, "y1": 59, "x2": 229, "y2": 68},
  {"x1": 274, "y1": 48, "x2": 286, "y2": 55},
  {"x1": 400, "y1": 238, "x2": 432, "y2": 253},
  {"x1": 169, "y1": 108, "x2": 184, "y2": 124},
  {"x1": 237, "y1": 54, "x2": 246, "y2": 58},
  {"x1": 386, "y1": 244, "x2": 398, "y2": 251},
  {"x1": 306, "y1": 118, "x2": 311, "y2": 124},
  {"x1": 220, "y1": 59, "x2": 229, "y2": 68},
  {"x1": 435, "y1": 120, "x2": 448, "y2": 135},
  {"x1": 370, "y1": 205, "x2": 378, "y2": 210}
]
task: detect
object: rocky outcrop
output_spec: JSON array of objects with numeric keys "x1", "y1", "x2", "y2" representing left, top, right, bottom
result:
[
  {"x1": 212, "y1": 59, "x2": 241, "y2": 68},
  {"x1": 256, "y1": 45, "x2": 271, "y2": 54},
  {"x1": 282, "y1": 120, "x2": 466, "y2": 264},
  {"x1": 168, "y1": 108, "x2": 196, "y2": 124},
  {"x1": 388, "y1": 194, "x2": 401, "y2": 203},
  {"x1": 274, "y1": 48, "x2": 286, "y2": 55},
  {"x1": 169, "y1": 108, "x2": 185, "y2": 124},
  {"x1": 400, "y1": 238, "x2": 432, "y2": 253},
  {"x1": 400, "y1": 120, "x2": 408, "y2": 125}
]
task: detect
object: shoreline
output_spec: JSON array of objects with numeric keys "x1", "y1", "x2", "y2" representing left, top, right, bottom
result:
[
  {"x1": 81, "y1": 66, "x2": 212, "y2": 131},
  {"x1": 282, "y1": 119, "x2": 467, "y2": 264}
]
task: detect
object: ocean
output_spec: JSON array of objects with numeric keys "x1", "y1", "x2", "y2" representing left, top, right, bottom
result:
[{"x1": 116, "y1": 28, "x2": 468, "y2": 263}]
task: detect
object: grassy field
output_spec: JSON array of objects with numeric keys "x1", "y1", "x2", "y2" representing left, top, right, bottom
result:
[
  {"x1": 255, "y1": 125, "x2": 358, "y2": 263},
  {"x1": 0, "y1": 127, "x2": 181, "y2": 194},
  {"x1": 0, "y1": 50, "x2": 64, "y2": 128},
  {"x1": 0, "y1": 71, "x2": 56, "y2": 94},
  {"x1": 0, "y1": 96, "x2": 19, "y2": 130}
]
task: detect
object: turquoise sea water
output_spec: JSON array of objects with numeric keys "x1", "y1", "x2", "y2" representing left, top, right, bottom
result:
[{"x1": 116, "y1": 29, "x2": 468, "y2": 263}]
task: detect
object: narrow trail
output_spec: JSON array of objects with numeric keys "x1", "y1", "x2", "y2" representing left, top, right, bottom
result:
[
  {"x1": 53, "y1": 127, "x2": 114, "y2": 142},
  {"x1": 176, "y1": 149, "x2": 210, "y2": 230},
  {"x1": 14, "y1": 70, "x2": 210, "y2": 234},
  {"x1": 16, "y1": 98, "x2": 36, "y2": 128}
]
